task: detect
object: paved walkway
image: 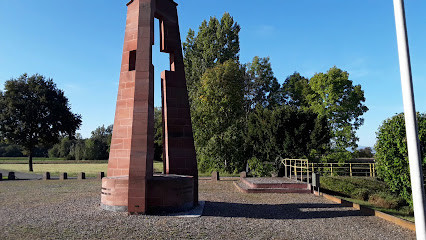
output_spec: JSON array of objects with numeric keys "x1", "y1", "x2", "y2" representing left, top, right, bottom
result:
[{"x1": 0, "y1": 169, "x2": 42, "y2": 180}]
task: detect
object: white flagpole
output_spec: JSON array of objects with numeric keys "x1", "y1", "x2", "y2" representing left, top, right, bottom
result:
[{"x1": 393, "y1": 0, "x2": 426, "y2": 238}]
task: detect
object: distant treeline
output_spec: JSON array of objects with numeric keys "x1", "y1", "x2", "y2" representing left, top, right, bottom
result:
[{"x1": 0, "y1": 125, "x2": 112, "y2": 160}]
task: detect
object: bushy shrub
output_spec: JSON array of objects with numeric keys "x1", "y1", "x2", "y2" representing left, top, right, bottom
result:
[
  {"x1": 369, "y1": 192, "x2": 405, "y2": 209},
  {"x1": 375, "y1": 113, "x2": 426, "y2": 206},
  {"x1": 352, "y1": 188, "x2": 369, "y2": 201},
  {"x1": 320, "y1": 176, "x2": 404, "y2": 207},
  {"x1": 248, "y1": 157, "x2": 274, "y2": 177}
]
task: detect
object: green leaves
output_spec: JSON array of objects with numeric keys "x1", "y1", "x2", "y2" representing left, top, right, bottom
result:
[
  {"x1": 183, "y1": 13, "x2": 240, "y2": 104},
  {"x1": 245, "y1": 56, "x2": 282, "y2": 110},
  {"x1": 183, "y1": 13, "x2": 368, "y2": 175},
  {"x1": 193, "y1": 60, "x2": 245, "y2": 173},
  {"x1": 245, "y1": 106, "x2": 330, "y2": 165},
  {"x1": 0, "y1": 74, "x2": 82, "y2": 165},
  {"x1": 375, "y1": 113, "x2": 426, "y2": 206},
  {"x1": 285, "y1": 67, "x2": 368, "y2": 151}
]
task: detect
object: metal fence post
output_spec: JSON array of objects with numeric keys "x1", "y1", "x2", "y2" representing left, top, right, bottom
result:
[
  {"x1": 350, "y1": 163, "x2": 353, "y2": 177},
  {"x1": 373, "y1": 164, "x2": 376, "y2": 177},
  {"x1": 307, "y1": 161, "x2": 310, "y2": 184},
  {"x1": 284, "y1": 159, "x2": 288, "y2": 177},
  {"x1": 294, "y1": 161, "x2": 297, "y2": 180},
  {"x1": 369, "y1": 164, "x2": 372, "y2": 177}
]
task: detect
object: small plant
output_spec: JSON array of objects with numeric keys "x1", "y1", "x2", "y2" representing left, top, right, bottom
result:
[
  {"x1": 247, "y1": 157, "x2": 273, "y2": 177},
  {"x1": 352, "y1": 188, "x2": 369, "y2": 201},
  {"x1": 368, "y1": 192, "x2": 405, "y2": 209}
]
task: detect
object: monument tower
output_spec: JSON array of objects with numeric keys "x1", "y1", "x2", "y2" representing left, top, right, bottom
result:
[{"x1": 101, "y1": 0, "x2": 198, "y2": 214}]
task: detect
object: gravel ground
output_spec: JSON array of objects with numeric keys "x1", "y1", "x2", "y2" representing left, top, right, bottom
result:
[{"x1": 0, "y1": 179, "x2": 416, "y2": 240}]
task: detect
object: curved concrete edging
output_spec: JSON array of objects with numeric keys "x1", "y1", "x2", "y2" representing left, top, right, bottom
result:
[{"x1": 316, "y1": 191, "x2": 415, "y2": 231}]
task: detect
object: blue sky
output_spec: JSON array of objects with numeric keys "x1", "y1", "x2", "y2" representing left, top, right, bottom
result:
[{"x1": 0, "y1": 0, "x2": 425, "y2": 148}]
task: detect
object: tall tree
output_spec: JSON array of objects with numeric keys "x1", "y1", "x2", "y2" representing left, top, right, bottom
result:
[
  {"x1": 183, "y1": 13, "x2": 242, "y2": 172},
  {"x1": 282, "y1": 72, "x2": 311, "y2": 107},
  {"x1": 245, "y1": 106, "x2": 330, "y2": 166},
  {"x1": 183, "y1": 12, "x2": 241, "y2": 103},
  {"x1": 193, "y1": 60, "x2": 245, "y2": 172},
  {"x1": 0, "y1": 74, "x2": 81, "y2": 171},
  {"x1": 87, "y1": 125, "x2": 113, "y2": 160},
  {"x1": 306, "y1": 67, "x2": 368, "y2": 150},
  {"x1": 245, "y1": 56, "x2": 282, "y2": 111}
]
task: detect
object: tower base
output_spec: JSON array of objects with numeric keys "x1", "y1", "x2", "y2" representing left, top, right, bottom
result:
[{"x1": 101, "y1": 174, "x2": 195, "y2": 214}]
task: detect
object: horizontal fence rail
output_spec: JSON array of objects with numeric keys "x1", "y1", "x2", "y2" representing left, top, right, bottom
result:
[
  {"x1": 279, "y1": 158, "x2": 377, "y2": 185},
  {"x1": 278, "y1": 158, "x2": 426, "y2": 193}
]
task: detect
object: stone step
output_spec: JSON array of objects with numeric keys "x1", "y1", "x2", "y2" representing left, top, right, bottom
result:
[
  {"x1": 234, "y1": 181, "x2": 312, "y2": 194},
  {"x1": 241, "y1": 177, "x2": 308, "y2": 189}
]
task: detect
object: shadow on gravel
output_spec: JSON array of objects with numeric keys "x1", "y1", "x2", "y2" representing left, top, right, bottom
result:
[{"x1": 202, "y1": 202, "x2": 369, "y2": 220}]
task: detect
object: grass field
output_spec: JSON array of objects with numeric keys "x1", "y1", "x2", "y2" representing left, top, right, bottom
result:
[
  {"x1": 0, "y1": 157, "x2": 65, "y2": 161},
  {"x1": 0, "y1": 157, "x2": 240, "y2": 177},
  {"x1": 0, "y1": 162, "x2": 164, "y2": 177},
  {"x1": 0, "y1": 157, "x2": 108, "y2": 164}
]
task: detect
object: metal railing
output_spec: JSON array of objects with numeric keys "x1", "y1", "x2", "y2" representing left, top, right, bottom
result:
[{"x1": 279, "y1": 158, "x2": 377, "y2": 185}]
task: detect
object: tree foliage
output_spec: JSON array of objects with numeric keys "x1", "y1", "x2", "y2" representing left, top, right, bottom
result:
[
  {"x1": 284, "y1": 68, "x2": 368, "y2": 151},
  {"x1": 182, "y1": 13, "x2": 368, "y2": 175},
  {"x1": 375, "y1": 113, "x2": 426, "y2": 206},
  {"x1": 0, "y1": 143, "x2": 24, "y2": 157},
  {"x1": 282, "y1": 72, "x2": 311, "y2": 107},
  {"x1": 354, "y1": 147, "x2": 374, "y2": 158},
  {"x1": 48, "y1": 125, "x2": 112, "y2": 160},
  {"x1": 154, "y1": 107, "x2": 163, "y2": 162},
  {"x1": 307, "y1": 67, "x2": 368, "y2": 150},
  {"x1": 245, "y1": 106, "x2": 330, "y2": 165},
  {"x1": 0, "y1": 74, "x2": 81, "y2": 171},
  {"x1": 245, "y1": 56, "x2": 282, "y2": 110},
  {"x1": 193, "y1": 60, "x2": 246, "y2": 172},
  {"x1": 183, "y1": 12, "x2": 240, "y2": 102}
]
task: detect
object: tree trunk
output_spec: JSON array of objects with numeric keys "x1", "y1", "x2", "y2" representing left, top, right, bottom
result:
[{"x1": 28, "y1": 151, "x2": 33, "y2": 172}]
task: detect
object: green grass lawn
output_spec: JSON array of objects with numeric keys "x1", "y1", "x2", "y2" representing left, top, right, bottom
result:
[
  {"x1": 0, "y1": 162, "x2": 164, "y2": 177},
  {"x1": 0, "y1": 157, "x2": 108, "y2": 164},
  {"x1": 0, "y1": 157, "x2": 65, "y2": 161},
  {"x1": 0, "y1": 157, "x2": 240, "y2": 177}
]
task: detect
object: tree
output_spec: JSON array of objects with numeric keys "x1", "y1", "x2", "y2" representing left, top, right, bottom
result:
[
  {"x1": 193, "y1": 60, "x2": 246, "y2": 172},
  {"x1": 375, "y1": 113, "x2": 426, "y2": 206},
  {"x1": 354, "y1": 147, "x2": 374, "y2": 158},
  {"x1": 183, "y1": 12, "x2": 241, "y2": 103},
  {"x1": 0, "y1": 143, "x2": 24, "y2": 157},
  {"x1": 282, "y1": 72, "x2": 311, "y2": 107},
  {"x1": 85, "y1": 125, "x2": 113, "y2": 160},
  {"x1": 245, "y1": 106, "x2": 330, "y2": 170},
  {"x1": 306, "y1": 67, "x2": 368, "y2": 150},
  {"x1": 0, "y1": 74, "x2": 81, "y2": 171},
  {"x1": 245, "y1": 56, "x2": 282, "y2": 111},
  {"x1": 154, "y1": 107, "x2": 163, "y2": 162}
]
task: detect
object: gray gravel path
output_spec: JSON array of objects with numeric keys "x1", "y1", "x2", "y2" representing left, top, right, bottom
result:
[
  {"x1": 0, "y1": 169, "x2": 42, "y2": 180},
  {"x1": 0, "y1": 179, "x2": 416, "y2": 240}
]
